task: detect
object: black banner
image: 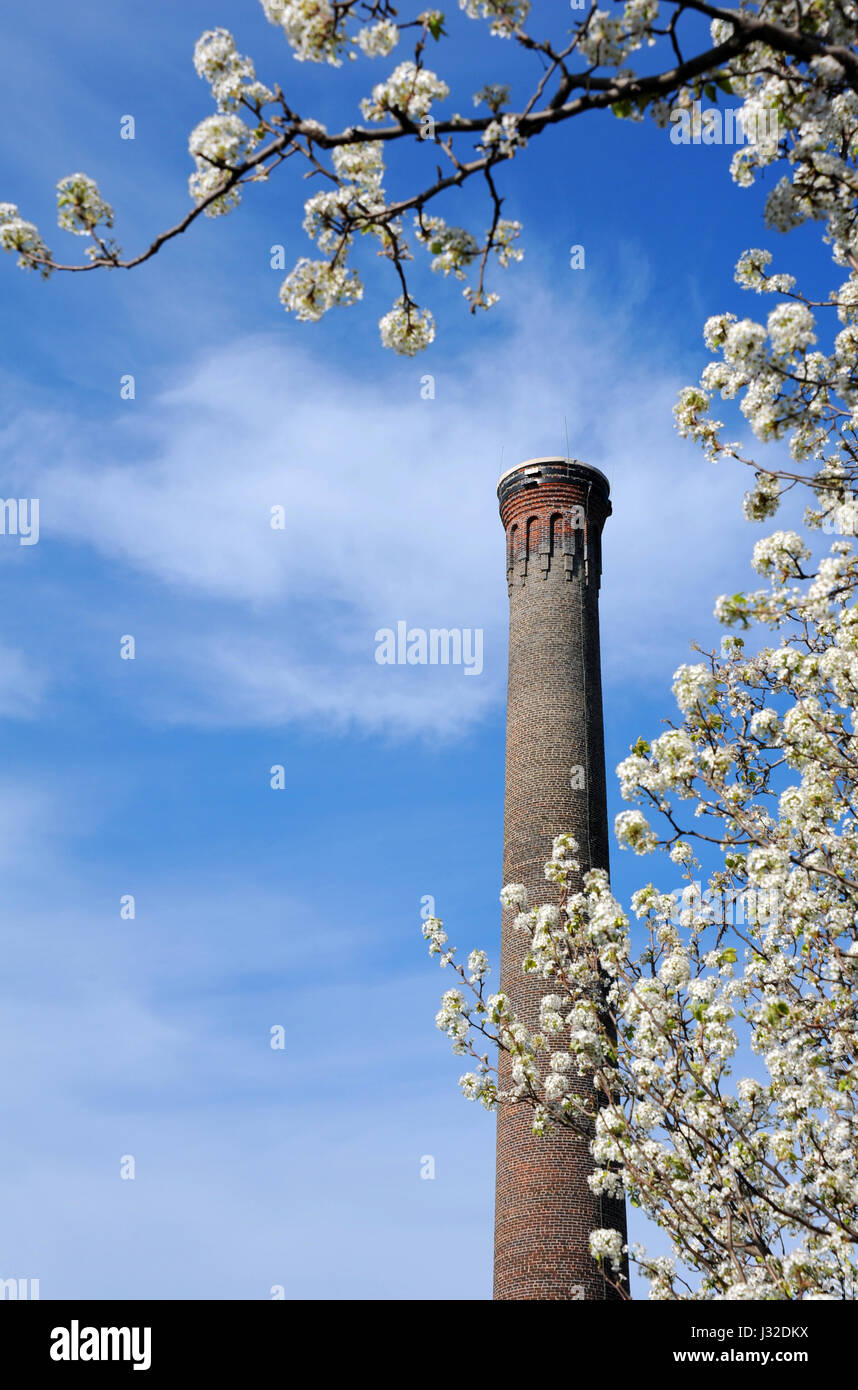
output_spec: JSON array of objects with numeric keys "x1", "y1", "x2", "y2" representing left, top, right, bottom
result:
[{"x1": 0, "y1": 1297, "x2": 843, "y2": 1376}]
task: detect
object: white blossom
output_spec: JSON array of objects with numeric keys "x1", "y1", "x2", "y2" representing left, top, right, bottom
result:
[
  {"x1": 361, "y1": 62, "x2": 449, "y2": 123},
  {"x1": 278, "y1": 257, "x2": 363, "y2": 320},
  {"x1": 356, "y1": 20, "x2": 399, "y2": 59},
  {"x1": 500, "y1": 883, "x2": 528, "y2": 910},
  {"x1": 193, "y1": 28, "x2": 272, "y2": 110},
  {"x1": 459, "y1": 0, "x2": 530, "y2": 37},
  {"x1": 467, "y1": 948, "x2": 490, "y2": 982},
  {"x1": 56, "y1": 175, "x2": 114, "y2": 236},
  {"x1": 589, "y1": 1228, "x2": 625, "y2": 1271},
  {"x1": 188, "y1": 114, "x2": 259, "y2": 213},
  {"x1": 260, "y1": 0, "x2": 347, "y2": 66},
  {"x1": 0, "y1": 202, "x2": 52, "y2": 276}
]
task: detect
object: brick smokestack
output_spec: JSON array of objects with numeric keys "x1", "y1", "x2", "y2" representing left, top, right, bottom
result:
[{"x1": 494, "y1": 456, "x2": 627, "y2": 1301}]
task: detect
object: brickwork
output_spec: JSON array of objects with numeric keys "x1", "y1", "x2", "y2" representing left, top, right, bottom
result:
[{"x1": 494, "y1": 457, "x2": 628, "y2": 1301}]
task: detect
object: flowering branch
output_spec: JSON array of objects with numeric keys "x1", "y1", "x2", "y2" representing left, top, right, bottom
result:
[{"x1": 5, "y1": 1, "x2": 858, "y2": 355}]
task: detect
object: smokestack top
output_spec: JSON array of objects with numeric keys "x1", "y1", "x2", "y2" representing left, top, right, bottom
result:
[{"x1": 496, "y1": 456, "x2": 610, "y2": 505}]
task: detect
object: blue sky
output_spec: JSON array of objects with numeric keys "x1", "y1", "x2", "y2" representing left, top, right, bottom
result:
[{"x1": 0, "y1": 1, "x2": 829, "y2": 1298}]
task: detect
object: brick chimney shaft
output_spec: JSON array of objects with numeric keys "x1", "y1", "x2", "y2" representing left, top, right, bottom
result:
[{"x1": 494, "y1": 456, "x2": 627, "y2": 1301}]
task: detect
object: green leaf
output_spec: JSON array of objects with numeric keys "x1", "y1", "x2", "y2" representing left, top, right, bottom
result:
[
  {"x1": 428, "y1": 14, "x2": 446, "y2": 40},
  {"x1": 704, "y1": 83, "x2": 717, "y2": 101},
  {"x1": 611, "y1": 100, "x2": 633, "y2": 119},
  {"x1": 719, "y1": 947, "x2": 738, "y2": 965},
  {"x1": 765, "y1": 1000, "x2": 790, "y2": 1024}
]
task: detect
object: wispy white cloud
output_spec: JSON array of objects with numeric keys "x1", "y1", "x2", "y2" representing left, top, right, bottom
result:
[
  {"x1": 0, "y1": 777, "x2": 493, "y2": 1299},
  {"x1": 0, "y1": 641, "x2": 46, "y2": 719},
  {"x1": 1, "y1": 275, "x2": 758, "y2": 736}
]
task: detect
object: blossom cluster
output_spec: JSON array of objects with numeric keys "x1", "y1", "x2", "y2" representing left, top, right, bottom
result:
[
  {"x1": 188, "y1": 113, "x2": 260, "y2": 214},
  {"x1": 360, "y1": 61, "x2": 450, "y2": 123},
  {"x1": 676, "y1": 241, "x2": 858, "y2": 518},
  {"x1": 0, "y1": 176, "x2": 117, "y2": 276},
  {"x1": 378, "y1": 297, "x2": 436, "y2": 354},
  {"x1": 260, "y1": 0, "x2": 349, "y2": 66},
  {"x1": 0, "y1": 203, "x2": 52, "y2": 277},
  {"x1": 301, "y1": 142, "x2": 388, "y2": 256},
  {"x1": 258, "y1": 0, "x2": 401, "y2": 65},
  {"x1": 278, "y1": 257, "x2": 363, "y2": 320},
  {"x1": 426, "y1": 524, "x2": 858, "y2": 1298},
  {"x1": 193, "y1": 29, "x2": 273, "y2": 110},
  {"x1": 56, "y1": 175, "x2": 115, "y2": 238},
  {"x1": 578, "y1": 3, "x2": 659, "y2": 70},
  {"x1": 7, "y1": 3, "x2": 858, "y2": 376},
  {"x1": 459, "y1": 0, "x2": 531, "y2": 38}
]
